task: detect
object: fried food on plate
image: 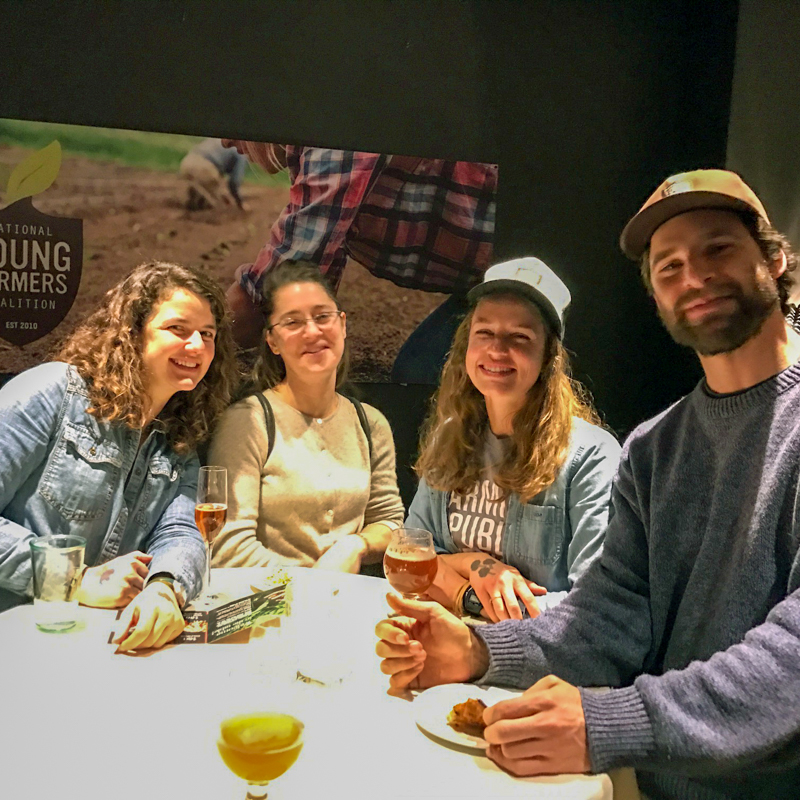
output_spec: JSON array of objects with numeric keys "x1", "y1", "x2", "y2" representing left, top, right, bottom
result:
[{"x1": 447, "y1": 697, "x2": 487, "y2": 737}]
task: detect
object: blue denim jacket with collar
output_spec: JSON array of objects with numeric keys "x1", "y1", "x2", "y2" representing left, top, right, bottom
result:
[
  {"x1": 0, "y1": 362, "x2": 206, "y2": 611},
  {"x1": 406, "y1": 418, "x2": 621, "y2": 604}
]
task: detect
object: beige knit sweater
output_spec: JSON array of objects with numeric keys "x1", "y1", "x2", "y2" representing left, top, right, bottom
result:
[{"x1": 209, "y1": 389, "x2": 405, "y2": 568}]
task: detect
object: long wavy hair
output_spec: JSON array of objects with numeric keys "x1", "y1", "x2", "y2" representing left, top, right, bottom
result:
[
  {"x1": 245, "y1": 260, "x2": 349, "y2": 394},
  {"x1": 55, "y1": 261, "x2": 239, "y2": 454},
  {"x1": 415, "y1": 297, "x2": 600, "y2": 502}
]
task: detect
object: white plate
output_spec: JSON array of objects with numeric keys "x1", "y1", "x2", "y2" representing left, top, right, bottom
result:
[{"x1": 414, "y1": 683, "x2": 521, "y2": 752}]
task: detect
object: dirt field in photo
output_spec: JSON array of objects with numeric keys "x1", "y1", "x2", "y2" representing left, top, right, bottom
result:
[{"x1": 0, "y1": 146, "x2": 446, "y2": 379}]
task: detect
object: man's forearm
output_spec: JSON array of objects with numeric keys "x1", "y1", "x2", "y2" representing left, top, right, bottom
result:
[{"x1": 584, "y1": 590, "x2": 800, "y2": 776}]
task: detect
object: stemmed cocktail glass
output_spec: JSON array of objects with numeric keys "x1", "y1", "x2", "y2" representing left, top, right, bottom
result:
[
  {"x1": 217, "y1": 712, "x2": 304, "y2": 800},
  {"x1": 195, "y1": 465, "x2": 227, "y2": 601}
]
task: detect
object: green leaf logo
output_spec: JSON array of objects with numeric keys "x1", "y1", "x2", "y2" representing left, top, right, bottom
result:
[{"x1": 5, "y1": 140, "x2": 62, "y2": 205}]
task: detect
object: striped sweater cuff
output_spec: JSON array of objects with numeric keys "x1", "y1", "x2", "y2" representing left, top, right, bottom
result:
[
  {"x1": 580, "y1": 684, "x2": 655, "y2": 772},
  {"x1": 473, "y1": 623, "x2": 530, "y2": 686}
]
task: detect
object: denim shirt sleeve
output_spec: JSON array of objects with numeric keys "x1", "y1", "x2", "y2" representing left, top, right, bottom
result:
[
  {"x1": 0, "y1": 364, "x2": 69, "y2": 596},
  {"x1": 143, "y1": 453, "x2": 206, "y2": 602},
  {"x1": 566, "y1": 422, "x2": 622, "y2": 586},
  {"x1": 406, "y1": 478, "x2": 450, "y2": 554}
]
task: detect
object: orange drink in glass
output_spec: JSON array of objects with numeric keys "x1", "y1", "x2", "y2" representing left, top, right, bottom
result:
[{"x1": 217, "y1": 712, "x2": 304, "y2": 799}]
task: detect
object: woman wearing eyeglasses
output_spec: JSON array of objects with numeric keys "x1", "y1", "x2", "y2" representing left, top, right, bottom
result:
[{"x1": 209, "y1": 260, "x2": 404, "y2": 572}]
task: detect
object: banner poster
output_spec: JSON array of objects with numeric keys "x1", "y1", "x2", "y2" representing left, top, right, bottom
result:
[{"x1": 0, "y1": 119, "x2": 497, "y2": 383}]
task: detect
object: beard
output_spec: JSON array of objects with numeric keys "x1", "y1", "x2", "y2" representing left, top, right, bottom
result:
[{"x1": 657, "y1": 270, "x2": 780, "y2": 356}]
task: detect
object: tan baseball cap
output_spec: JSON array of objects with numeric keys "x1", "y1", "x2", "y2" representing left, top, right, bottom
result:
[
  {"x1": 468, "y1": 257, "x2": 571, "y2": 338},
  {"x1": 620, "y1": 169, "x2": 770, "y2": 260}
]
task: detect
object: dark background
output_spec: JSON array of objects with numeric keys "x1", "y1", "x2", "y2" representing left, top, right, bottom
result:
[
  {"x1": 2, "y1": 0, "x2": 754, "y2": 506},
  {"x1": 727, "y1": 0, "x2": 800, "y2": 253}
]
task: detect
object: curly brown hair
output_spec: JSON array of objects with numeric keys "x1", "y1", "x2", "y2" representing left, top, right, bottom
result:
[
  {"x1": 639, "y1": 209, "x2": 798, "y2": 314},
  {"x1": 245, "y1": 260, "x2": 349, "y2": 394},
  {"x1": 415, "y1": 300, "x2": 600, "y2": 503},
  {"x1": 55, "y1": 261, "x2": 239, "y2": 453}
]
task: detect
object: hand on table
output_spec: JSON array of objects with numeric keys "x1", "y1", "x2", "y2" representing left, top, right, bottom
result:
[
  {"x1": 76, "y1": 551, "x2": 152, "y2": 608},
  {"x1": 313, "y1": 535, "x2": 366, "y2": 574},
  {"x1": 484, "y1": 675, "x2": 590, "y2": 776},
  {"x1": 375, "y1": 594, "x2": 488, "y2": 692},
  {"x1": 467, "y1": 555, "x2": 545, "y2": 621},
  {"x1": 112, "y1": 582, "x2": 185, "y2": 653}
]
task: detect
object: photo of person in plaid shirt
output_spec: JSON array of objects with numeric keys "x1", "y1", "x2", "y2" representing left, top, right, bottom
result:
[{"x1": 222, "y1": 141, "x2": 497, "y2": 384}]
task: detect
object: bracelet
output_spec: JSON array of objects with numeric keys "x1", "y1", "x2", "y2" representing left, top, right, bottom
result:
[
  {"x1": 147, "y1": 574, "x2": 187, "y2": 608},
  {"x1": 149, "y1": 575, "x2": 176, "y2": 589},
  {"x1": 453, "y1": 580, "x2": 471, "y2": 616}
]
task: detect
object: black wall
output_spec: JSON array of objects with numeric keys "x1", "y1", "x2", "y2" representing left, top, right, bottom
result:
[
  {"x1": 727, "y1": 0, "x2": 800, "y2": 255},
  {"x1": 3, "y1": 0, "x2": 740, "y2": 472}
]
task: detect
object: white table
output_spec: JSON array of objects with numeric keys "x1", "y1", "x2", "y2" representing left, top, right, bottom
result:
[{"x1": 1, "y1": 568, "x2": 621, "y2": 800}]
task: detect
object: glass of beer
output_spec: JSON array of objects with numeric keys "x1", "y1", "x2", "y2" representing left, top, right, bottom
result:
[
  {"x1": 196, "y1": 465, "x2": 227, "y2": 599},
  {"x1": 383, "y1": 528, "x2": 438, "y2": 599},
  {"x1": 217, "y1": 711, "x2": 304, "y2": 799}
]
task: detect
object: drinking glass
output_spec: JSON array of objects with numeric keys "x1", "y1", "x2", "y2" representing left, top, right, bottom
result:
[
  {"x1": 30, "y1": 534, "x2": 86, "y2": 632},
  {"x1": 383, "y1": 528, "x2": 438, "y2": 599},
  {"x1": 196, "y1": 466, "x2": 227, "y2": 600},
  {"x1": 217, "y1": 711, "x2": 304, "y2": 799},
  {"x1": 284, "y1": 575, "x2": 352, "y2": 686}
]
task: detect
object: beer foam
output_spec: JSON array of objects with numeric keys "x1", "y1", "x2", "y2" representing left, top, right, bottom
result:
[{"x1": 385, "y1": 546, "x2": 435, "y2": 561}]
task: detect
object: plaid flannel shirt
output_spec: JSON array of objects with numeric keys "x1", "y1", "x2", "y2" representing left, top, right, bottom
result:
[{"x1": 236, "y1": 146, "x2": 497, "y2": 300}]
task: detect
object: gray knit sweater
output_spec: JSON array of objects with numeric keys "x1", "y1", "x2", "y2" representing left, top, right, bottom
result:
[{"x1": 476, "y1": 363, "x2": 800, "y2": 800}]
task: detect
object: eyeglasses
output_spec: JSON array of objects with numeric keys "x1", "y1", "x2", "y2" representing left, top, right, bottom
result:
[{"x1": 268, "y1": 310, "x2": 343, "y2": 335}]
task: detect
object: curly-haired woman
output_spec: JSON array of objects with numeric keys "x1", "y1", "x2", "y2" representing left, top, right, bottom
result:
[
  {"x1": 0, "y1": 261, "x2": 238, "y2": 650},
  {"x1": 408, "y1": 257, "x2": 621, "y2": 622}
]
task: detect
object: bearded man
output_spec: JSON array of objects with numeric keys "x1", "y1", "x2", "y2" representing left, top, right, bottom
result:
[{"x1": 375, "y1": 170, "x2": 800, "y2": 800}]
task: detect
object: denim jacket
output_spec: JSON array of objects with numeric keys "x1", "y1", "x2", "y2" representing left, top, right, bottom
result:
[
  {"x1": 406, "y1": 418, "x2": 621, "y2": 603},
  {"x1": 0, "y1": 362, "x2": 206, "y2": 611}
]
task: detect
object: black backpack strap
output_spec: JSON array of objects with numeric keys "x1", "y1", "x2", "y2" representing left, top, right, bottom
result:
[
  {"x1": 254, "y1": 392, "x2": 276, "y2": 462},
  {"x1": 257, "y1": 391, "x2": 371, "y2": 465},
  {"x1": 346, "y1": 396, "x2": 373, "y2": 463}
]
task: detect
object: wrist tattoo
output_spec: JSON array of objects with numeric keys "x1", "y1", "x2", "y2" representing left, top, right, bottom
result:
[{"x1": 100, "y1": 568, "x2": 114, "y2": 584}]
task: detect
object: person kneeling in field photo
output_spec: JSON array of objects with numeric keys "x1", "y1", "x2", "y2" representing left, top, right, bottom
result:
[{"x1": 0, "y1": 261, "x2": 238, "y2": 651}]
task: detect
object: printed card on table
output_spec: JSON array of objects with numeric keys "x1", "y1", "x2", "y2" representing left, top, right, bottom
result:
[{"x1": 110, "y1": 569, "x2": 291, "y2": 646}]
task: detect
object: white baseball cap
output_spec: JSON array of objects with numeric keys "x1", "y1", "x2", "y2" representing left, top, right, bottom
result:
[{"x1": 467, "y1": 257, "x2": 571, "y2": 338}]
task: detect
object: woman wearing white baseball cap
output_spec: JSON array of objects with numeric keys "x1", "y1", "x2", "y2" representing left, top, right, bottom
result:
[{"x1": 407, "y1": 257, "x2": 621, "y2": 621}]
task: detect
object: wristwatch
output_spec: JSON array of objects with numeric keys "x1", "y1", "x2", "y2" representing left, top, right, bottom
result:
[
  {"x1": 462, "y1": 586, "x2": 531, "y2": 619},
  {"x1": 147, "y1": 573, "x2": 187, "y2": 608}
]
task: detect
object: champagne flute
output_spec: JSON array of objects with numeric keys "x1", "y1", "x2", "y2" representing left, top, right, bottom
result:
[
  {"x1": 196, "y1": 465, "x2": 227, "y2": 600},
  {"x1": 217, "y1": 712, "x2": 304, "y2": 799},
  {"x1": 383, "y1": 527, "x2": 438, "y2": 599}
]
